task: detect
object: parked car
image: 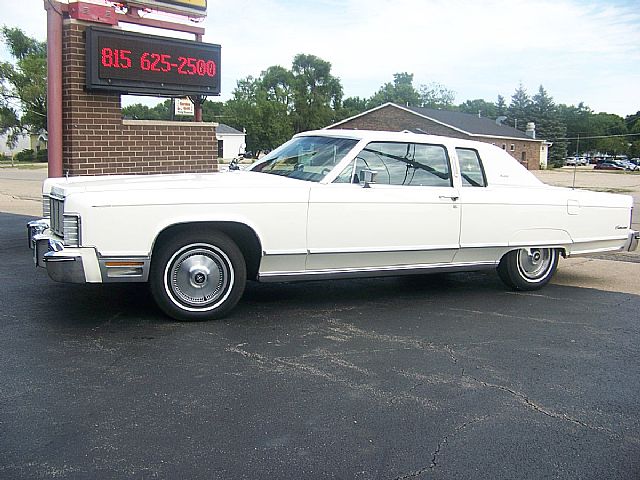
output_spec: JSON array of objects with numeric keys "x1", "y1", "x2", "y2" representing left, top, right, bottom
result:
[
  {"x1": 594, "y1": 161, "x2": 627, "y2": 171},
  {"x1": 618, "y1": 160, "x2": 639, "y2": 171},
  {"x1": 28, "y1": 130, "x2": 639, "y2": 321}
]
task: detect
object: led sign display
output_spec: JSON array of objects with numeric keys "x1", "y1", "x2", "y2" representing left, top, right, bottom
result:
[{"x1": 86, "y1": 27, "x2": 221, "y2": 96}]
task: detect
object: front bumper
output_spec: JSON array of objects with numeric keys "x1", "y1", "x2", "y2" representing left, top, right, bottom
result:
[
  {"x1": 28, "y1": 219, "x2": 88, "y2": 283},
  {"x1": 27, "y1": 219, "x2": 149, "y2": 283}
]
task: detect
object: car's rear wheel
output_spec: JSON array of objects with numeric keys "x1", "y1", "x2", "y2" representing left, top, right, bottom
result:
[
  {"x1": 497, "y1": 247, "x2": 559, "y2": 291},
  {"x1": 150, "y1": 230, "x2": 246, "y2": 321}
]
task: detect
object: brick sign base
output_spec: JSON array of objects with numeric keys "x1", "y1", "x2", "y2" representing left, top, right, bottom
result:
[{"x1": 62, "y1": 20, "x2": 218, "y2": 176}]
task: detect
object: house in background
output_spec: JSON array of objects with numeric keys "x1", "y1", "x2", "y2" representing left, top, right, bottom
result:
[
  {"x1": 325, "y1": 102, "x2": 549, "y2": 170},
  {"x1": 216, "y1": 124, "x2": 246, "y2": 160},
  {"x1": 0, "y1": 133, "x2": 30, "y2": 157},
  {"x1": 0, "y1": 130, "x2": 48, "y2": 158}
]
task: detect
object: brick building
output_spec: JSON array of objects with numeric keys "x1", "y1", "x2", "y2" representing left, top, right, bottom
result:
[{"x1": 326, "y1": 103, "x2": 549, "y2": 170}]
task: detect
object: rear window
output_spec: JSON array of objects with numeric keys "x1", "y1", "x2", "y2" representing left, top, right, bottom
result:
[{"x1": 456, "y1": 148, "x2": 487, "y2": 187}]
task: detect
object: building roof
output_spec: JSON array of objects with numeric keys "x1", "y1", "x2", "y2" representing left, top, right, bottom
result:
[
  {"x1": 216, "y1": 123, "x2": 244, "y2": 135},
  {"x1": 404, "y1": 105, "x2": 534, "y2": 140},
  {"x1": 328, "y1": 102, "x2": 541, "y2": 142}
]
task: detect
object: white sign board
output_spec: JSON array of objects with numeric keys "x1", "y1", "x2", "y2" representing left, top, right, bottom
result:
[{"x1": 175, "y1": 98, "x2": 195, "y2": 116}]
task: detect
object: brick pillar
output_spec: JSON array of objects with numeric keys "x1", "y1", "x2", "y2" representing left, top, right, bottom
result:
[{"x1": 62, "y1": 20, "x2": 218, "y2": 176}]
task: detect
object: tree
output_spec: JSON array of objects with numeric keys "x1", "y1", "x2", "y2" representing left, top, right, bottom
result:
[
  {"x1": 0, "y1": 27, "x2": 47, "y2": 148},
  {"x1": 458, "y1": 99, "x2": 497, "y2": 118},
  {"x1": 495, "y1": 95, "x2": 507, "y2": 118},
  {"x1": 224, "y1": 76, "x2": 293, "y2": 155},
  {"x1": 290, "y1": 54, "x2": 343, "y2": 132},
  {"x1": 336, "y1": 96, "x2": 368, "y2": 121},
  {"x1": 368, "y1": 72, "x2": 421, "y2": 108},
  {"x1": 557, "y1": 102, "x2": 593, "y2": 155},
  {"x1": 418, "y1": 82, "x2": 455, "y2": 109},
  {"x1": 529, "y1": 86, "x2": 566, "y2": 167},
  {"x1": 507, "y1": 83, "x2": 531, "y2": 131}
]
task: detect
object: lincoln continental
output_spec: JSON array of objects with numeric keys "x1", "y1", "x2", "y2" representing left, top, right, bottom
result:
[{"x1": 28, "y1": 130, "x2": 639, "y2": 321}]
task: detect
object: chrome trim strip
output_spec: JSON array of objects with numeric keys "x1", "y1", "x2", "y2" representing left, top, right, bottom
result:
[
  {"x1": 258, "y1": 261, "x2": 497, "y2": 283},
  {"x1": 262, "y1": 249, "x2": 308, "y2": 256},
  {"x1": 307, "y1": 244, "x2": 459, "y2": 254}
]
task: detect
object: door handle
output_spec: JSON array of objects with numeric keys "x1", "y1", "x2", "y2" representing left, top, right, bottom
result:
[{"x1": 439, "y1": 195, "x2": 459, "y2": 201}]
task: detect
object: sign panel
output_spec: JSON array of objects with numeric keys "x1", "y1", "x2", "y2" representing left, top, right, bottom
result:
[
  {"x1": 86, "y1": 27, "x2": 221, "y2": 96},
  {"x1": 123, "y1": 0, "x2": 207, "y2": 18},
  {"x1": 175, "y1": 97, "x2": 195, "y2": 116}
]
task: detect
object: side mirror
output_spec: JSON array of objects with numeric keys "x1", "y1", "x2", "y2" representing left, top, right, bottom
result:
[{"x1": 359, "y1": 169, "x2": 378, "y2": 188}]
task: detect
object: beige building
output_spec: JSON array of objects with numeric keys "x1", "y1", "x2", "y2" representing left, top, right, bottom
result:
[{"x1": 326, "y1": 103, "x2": 549, "y2": 170}]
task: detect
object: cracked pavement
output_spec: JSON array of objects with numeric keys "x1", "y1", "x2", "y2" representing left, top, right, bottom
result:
[{"x1": 2, "y1": 212, "x2": 640, "y2": 479}]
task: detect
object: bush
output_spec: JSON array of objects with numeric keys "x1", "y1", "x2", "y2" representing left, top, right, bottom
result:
[
  {"x1": 36, "y1": 148, "x2": 47, "y2": 162},
  {"x1": 14, "y1": 148, "x2": 35, "y2": 162},
  {"x1": 12, "y1": 148, "x2": 47, "y2": 163}
]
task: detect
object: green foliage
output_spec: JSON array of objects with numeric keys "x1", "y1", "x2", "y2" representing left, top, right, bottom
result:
[
  {"x1": 507, "y1": 84, "x2": 531, "y2": 131},
  {"x1": 458, "y1": 99, "x2": 498, "y2": 118},
  {"x1": 367, "y1": 74, "x2": 455, "y2": 110},
  {"x1": 290, "y1": 54, "x2": 343, "y2": 132},
  {"x1": 530, "y1": 86, "x2": 566, "y2": 167},
  {"x1": 368, "y1": 72, "x2": 421, "y2": 107},
  {"x1": 418, "y1": 82, "x2": 455, "y2": 109},
  {"x1": 13, "y1": 148, "x2": 34, "y2": 162},
  {"x1": 0, "y1": 27, "x2": 47, "y2": 148}
]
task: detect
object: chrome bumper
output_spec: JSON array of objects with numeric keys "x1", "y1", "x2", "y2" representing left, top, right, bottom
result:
[
  {"x1": 27, "y1": 219, "x2": 149, "y2": 283},
  {"x1": 625, "y1": 230, "x2": 640, "y2": 252},
  {"x1": 27, "y1": 219, "x2": 86, "y2": 283}
]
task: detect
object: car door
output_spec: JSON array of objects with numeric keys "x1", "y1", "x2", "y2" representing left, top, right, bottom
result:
[{"x1": 306, "y1": 141, "x2": 461, "y2": 272}]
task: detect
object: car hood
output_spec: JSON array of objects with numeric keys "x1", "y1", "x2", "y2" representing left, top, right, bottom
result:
[{"x1": 45, "y1": 171, "x2": 310, "y2": 197}]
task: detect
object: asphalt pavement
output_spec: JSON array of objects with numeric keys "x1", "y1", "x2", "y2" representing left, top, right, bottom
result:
[{"x1": 1, "y1": 212, "x2": 639, "y2": 479}]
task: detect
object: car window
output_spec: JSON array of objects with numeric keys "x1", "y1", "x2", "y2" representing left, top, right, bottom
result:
[
  {"x1": 334, "y1": 142, "x2": 452, "y2": 187},
  {"x1": 250, "y1": 136, "x2": 359, "y2": 182},
  {"x1": 456, "y1": 148, "x2": 487, "y2": 187}
]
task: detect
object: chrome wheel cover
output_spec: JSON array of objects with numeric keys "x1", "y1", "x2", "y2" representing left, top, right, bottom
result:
[
  {"x1": 164, "y1": 243, "x2": 234, "y2": 311},
  {"x1": 517, "y1": 248, "x2": 553, "y2": 280}
]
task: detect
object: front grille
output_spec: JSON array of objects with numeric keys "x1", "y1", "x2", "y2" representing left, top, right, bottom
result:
[
  {"x1": 50, "y1": 196, "x2": 64, "y2": 237},
  {"x1": 43, "y1": 195, "x2": 50, "y2": 217}
]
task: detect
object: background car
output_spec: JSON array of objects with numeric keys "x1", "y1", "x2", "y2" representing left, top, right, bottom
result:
[{"x1": 594, "y1": 160, "x2": 626, "y2": 171}]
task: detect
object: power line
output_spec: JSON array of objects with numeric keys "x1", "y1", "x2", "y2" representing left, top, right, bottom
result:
[{"x1": 551, "y1": 133, "x2": 640, "y2": 141}]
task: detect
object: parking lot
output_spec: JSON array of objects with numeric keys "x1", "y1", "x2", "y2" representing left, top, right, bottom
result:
[{"x1": 1, "y1": 166, "x2": 639, "y2": 479}]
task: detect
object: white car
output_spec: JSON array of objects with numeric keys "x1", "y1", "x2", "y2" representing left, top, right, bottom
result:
[{"x1": 28, "y1": 130, "x2": 639, "y2": 321}]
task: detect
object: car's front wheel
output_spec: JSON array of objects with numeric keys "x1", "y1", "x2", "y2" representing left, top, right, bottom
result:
[
  {"x1": 497, "y1": 247, "x2": 559, "y2": 291},
  {"x1": 150, "y1": 230, "x2": 246, "y2": 321}
]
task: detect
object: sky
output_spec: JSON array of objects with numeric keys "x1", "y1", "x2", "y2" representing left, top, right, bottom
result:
[{"x1": 1, "y1": 0, "x2": 639, "y2": 116}]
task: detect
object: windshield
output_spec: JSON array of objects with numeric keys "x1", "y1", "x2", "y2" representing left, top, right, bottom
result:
[{"x1": 250, "y1": 136, "x2": 359, "y2": 182}]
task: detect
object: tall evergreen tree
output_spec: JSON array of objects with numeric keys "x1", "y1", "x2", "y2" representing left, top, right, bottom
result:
[
  {"x1": 507, "y1": 84, "x2": 531, "y2": 131},
  {"x1": 530, "y1": 86, "x2": 566, "y2": 167}
]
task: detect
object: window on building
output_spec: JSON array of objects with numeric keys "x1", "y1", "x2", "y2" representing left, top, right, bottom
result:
[
  {"x1": 521, "y1": 151, "x2": 526, "y2": 162},
  {"x1": 510, "y1": 144, "x2": 515, "y2": 151},
  {"x1": 456, "y1": 148, "x2": 487, "y2": 187},
  {"x1": 217, "y1": 139, "x2": 224, "y2": 158},
  {"x1": 335, "y1": 142, "x2": 452, "y2": 187},
  {"x1": 502, "y1": 144, "x2": 506, "y2": 150}
]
